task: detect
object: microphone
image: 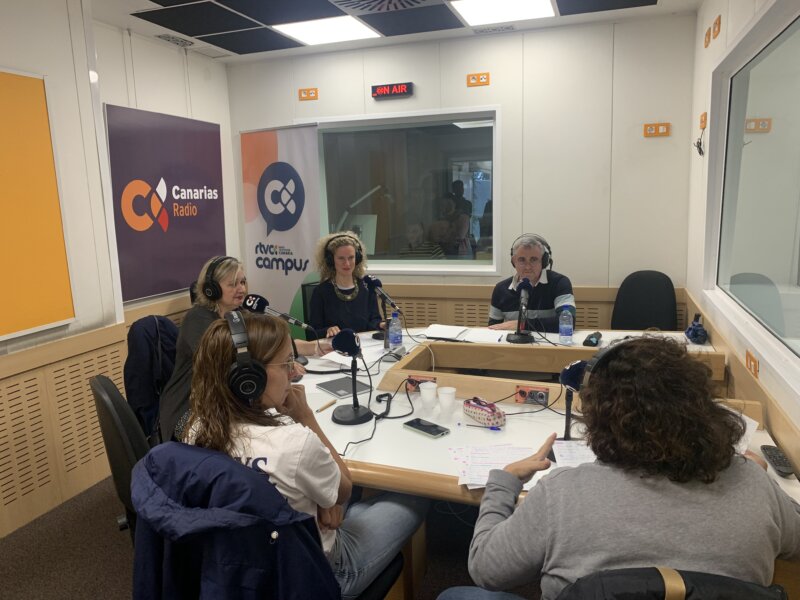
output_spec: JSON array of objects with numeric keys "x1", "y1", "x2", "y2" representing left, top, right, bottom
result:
[
  {"x1": 507, "y1": 278, "x2": 534, "y2": 345},
  {"x1": 330, "y1": 329, "x2": 372, "y2": 426},
  {"x1": 557, "y1": 360, "x2": 588, "y2": 443},
  {"x1": 241, "y1": 293, "x2": 269, "y2": 313},
  {"x1": 363, "y1": 275, "x2": 398, "y2": 310},
  {"x1": 332, "y1": 328, "x2": 361, "y2": 357},
  {"x1": 262, "y1": 305, "x2": 313, "y2": 331}
]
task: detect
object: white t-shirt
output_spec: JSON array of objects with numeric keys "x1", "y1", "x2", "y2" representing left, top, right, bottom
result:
[{"x1": 229, "y1": 420, "x2": 341, "y2": 554}]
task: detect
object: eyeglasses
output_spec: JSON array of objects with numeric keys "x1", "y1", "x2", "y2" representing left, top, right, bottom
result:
[{"x1": 266, "y1": 357, "x2": 295, "y2": 374}]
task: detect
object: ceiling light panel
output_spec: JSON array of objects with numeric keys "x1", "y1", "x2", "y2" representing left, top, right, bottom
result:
[
  {"x1": 273, "y1": 16, "x2": 381, "y2": 45},
  {"x1": 450, "y1": 0, "x2": 555, "y2": 26}
]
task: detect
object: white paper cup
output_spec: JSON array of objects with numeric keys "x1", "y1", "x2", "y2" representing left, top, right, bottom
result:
[
  {"x1": 437, "y1": 386, "x2": 456, "y2": 403},
  {"x1": 419, "y1": 381, "x2": 438, "y2": 403}
]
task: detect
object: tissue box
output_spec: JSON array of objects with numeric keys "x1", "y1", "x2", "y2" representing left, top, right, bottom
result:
[{"x1": 463, "y1": 397, "x2": 506, "y2": 427}]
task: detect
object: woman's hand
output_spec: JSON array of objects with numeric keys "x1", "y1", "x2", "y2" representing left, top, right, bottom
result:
[
  {"x1": 326, "y1": 326, "x2": 341, "y2": 337},
  {"x1": 489, "y1": 320, "x2": 519, "y2": 331},
  {"x1": 279, "y1": 385, "x2": 314, "y2": 424},
  {"x1": 317, "y1": 504, "x2": 346, "y2": 532},
  {"x1": 503, "y1": 433, "x2": 557, "y2": 484}
]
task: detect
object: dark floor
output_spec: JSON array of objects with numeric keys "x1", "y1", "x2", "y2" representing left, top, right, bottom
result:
[{"x1": 0, "y1": 478, "x2": 540, "y2": 599}]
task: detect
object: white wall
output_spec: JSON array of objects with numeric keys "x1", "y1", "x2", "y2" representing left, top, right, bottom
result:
[
  {"x1": 227, "y1": 14, "x2": 696, "y2": 287},
  {"x1": 0, "y1": 0, "x2": 114, "y2": 355}
]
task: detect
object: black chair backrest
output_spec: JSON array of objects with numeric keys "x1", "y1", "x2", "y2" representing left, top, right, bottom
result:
[
  {"x1": 91, "y1": 375, "x2": 150, "y2": 525},
  {"x1": 729, "y1": 272, "x2": 785, "y2": 336},
  {"x1": 301, "y1": 281, "x2": 320, "y2": 340},
  {"x1": 611, "y1": 270, "x2": 677, "y2": 330},
  {"x1": 556, "y1": 566, "x2": 787, "y2": 600}
]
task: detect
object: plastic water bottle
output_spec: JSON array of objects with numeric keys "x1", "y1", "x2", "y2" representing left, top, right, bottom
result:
[
  {"x1": 388, "y1": 312, "x2": 403, "y2": 349},
  {"x1": 559, "y1": 310, "x2": 573, "y2": 345}
]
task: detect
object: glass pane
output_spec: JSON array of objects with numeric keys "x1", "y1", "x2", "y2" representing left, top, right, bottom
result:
[
  {"x1": 320, "y1": 116, "x2": 494, "y2": 266},
  {"x1": 717, "y1": 16, "x2": 800, "y2": 354}
]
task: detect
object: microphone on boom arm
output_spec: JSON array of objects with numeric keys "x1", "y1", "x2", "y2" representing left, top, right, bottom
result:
[{"x1": 241, "y1": 294, "x2": 310, "y2": 366}]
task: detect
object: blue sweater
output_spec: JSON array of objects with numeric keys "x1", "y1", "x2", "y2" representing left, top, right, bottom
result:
[{"x1": 488, "y1": 271, "x2": 575, "y2": 334}]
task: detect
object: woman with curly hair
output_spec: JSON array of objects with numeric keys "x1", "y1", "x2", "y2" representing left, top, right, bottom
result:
[
  {"x1": 309, "y1": 231, "x2": 382, "y2": 338},
  {"x1": 186, "y1": 312, "x2": 429, "y2": 599},
  {"x1": 440, "y1": 337, "x2": 800, "y2": 600}
]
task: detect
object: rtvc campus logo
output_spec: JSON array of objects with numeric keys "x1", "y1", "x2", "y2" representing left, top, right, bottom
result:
[
  {"x1": 254, "y1": 161, "x2": 309, "y2": 276},
  {"x1": 120, "y1": 177, "x2": 218, "y2": 232}
]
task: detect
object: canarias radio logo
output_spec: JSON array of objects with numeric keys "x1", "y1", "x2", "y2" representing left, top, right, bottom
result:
[
  {"x1": 120, "y1": 177, "x2": 218, "y2": 232},
  {"x1": 121, "y1": 177, "x2": 170, "y2": 232}
]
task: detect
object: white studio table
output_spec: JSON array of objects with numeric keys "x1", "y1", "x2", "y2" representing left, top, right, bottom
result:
[{"x1": 299, "y1": 328, "x2": 800, "y2": 505}]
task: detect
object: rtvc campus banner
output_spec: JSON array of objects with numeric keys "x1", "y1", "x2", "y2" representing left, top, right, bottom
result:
[
  {"x1": 240, "y1": 126, "x2": 320, "y2": 314},
  {"x1": 106, "y1": 105, "x2": 226, "y2": 301}
]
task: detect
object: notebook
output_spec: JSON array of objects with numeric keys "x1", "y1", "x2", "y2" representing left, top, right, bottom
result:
[{"x1": 316, "y1": 377, "x2": 371, "y2": 399}]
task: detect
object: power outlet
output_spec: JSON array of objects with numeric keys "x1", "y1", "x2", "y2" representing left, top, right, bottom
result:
[
  {"x1": 515, "y1": 385, "x2": 549, "y2": 406},
  {"x1": 406, "y1": 375, "x2": 437, "y2": 392}
]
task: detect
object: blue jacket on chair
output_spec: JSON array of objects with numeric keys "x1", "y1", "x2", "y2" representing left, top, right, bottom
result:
[{"x1": 131, "y1": 442, "x2": 341, "y2": 600}]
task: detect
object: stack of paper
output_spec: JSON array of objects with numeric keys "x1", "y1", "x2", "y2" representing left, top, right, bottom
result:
[{"x1": 423, "y1": 324, "x2": 468, "y2": 339}]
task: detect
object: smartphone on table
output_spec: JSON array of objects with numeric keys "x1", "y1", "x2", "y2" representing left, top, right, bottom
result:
[{"x1": 403, "y1": 418, "x2": 450, "y2": 438}]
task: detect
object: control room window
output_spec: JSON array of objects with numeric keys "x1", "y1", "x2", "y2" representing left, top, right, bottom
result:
[
  {"x1": 717, "y1": 16, "x2": 800, "y2": 354},
  {"x1": 319, "y1": 114, "x2": 494, "y2": 269}
]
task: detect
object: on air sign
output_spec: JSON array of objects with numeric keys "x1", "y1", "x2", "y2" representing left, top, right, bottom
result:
[{"x1": 371, "y1": 82, "x2": 413, "y2": 99}]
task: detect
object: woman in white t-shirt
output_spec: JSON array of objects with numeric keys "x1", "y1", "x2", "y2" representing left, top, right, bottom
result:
[{"x1": 185, "y1": 311, "x2": 429, "y2": 599}]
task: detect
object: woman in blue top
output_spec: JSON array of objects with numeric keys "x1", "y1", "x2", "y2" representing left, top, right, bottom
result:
[{"x1": 309, "y1": 231, "x2": 382, "y2": 338}]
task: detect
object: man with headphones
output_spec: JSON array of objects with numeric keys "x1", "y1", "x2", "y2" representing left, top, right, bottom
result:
[{"x1": 488, "y1": 234, "x2": 575, "y2": 334}]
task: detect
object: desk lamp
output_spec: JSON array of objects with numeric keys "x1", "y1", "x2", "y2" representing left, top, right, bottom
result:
[{"x1": 330, "y1": 329, "x2": 373, "y2": 425}]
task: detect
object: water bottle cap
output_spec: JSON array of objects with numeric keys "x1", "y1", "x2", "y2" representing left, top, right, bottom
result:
[{"x1": 392, "y1": 312, "x2": 398, "y2": 318}]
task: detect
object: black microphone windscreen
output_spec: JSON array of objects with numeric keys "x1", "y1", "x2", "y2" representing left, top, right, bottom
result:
[
  {"x1": 332, "y1": 329, "x2": 361, "y2": 357},
  {"x1": 560, "y1": 360, "x2": 588, "y2": 392},
  {"x1": 363, "y1": 275, "x2": 383, "y2": 290},
  {"x1": 517, "y1": 278, "x2": 534, "y2": 294},
  {"x1": 241, "y1": 294, "x2": 269, "y2": 313}
]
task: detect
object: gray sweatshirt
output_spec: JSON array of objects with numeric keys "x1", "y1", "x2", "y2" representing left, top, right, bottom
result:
[{"x1": 469, "y1": 459, "x2": 800, "y2": 600}]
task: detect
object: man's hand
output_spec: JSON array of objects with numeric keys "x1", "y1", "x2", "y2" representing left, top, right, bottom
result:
[
  {"x1": 317, "y1": 504, "x2": 345, "y2": 532},
  {"x1": 503, "y1": 433, "x2": 557, "y2": 484},
  {"x1": 489, "y1": 320, "x2": 519, "y2": 331}
]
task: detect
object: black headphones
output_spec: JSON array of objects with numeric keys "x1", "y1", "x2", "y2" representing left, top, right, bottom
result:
[
  {"x1": 510, "y1": 234, "x2": 552, "y2": 270},
  {"x1": 224, "y1": 310, "x2": 267, "y2": 407},
  {"x1": 580, "y1": 338, "x2": 637, "y2": 392},
  {"x1": 324, "y1": 234, "x2": 363, "y2": 269},
  {"x1": 202, "y1": 256, "x2": 234, "y2": 301}
]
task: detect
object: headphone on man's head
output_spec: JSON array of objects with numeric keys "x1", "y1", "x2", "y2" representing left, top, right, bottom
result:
[
  {"x1": 510, "y1": 234, "x2": 553, "y2": 270},
  {"x1": 202, "y1": 256, "x2": 234, "y2": 301},
  {"x1": 224, "y1": 310, "x2": 267, "y2": 407},
  {"x1": 324, "y1": 234, "x2": 363, "y2": 269}
]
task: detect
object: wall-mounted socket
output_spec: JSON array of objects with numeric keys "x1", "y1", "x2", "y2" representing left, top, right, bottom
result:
[
  {"x1": 712, "y1": 15, "x2": 721, "y2": 39},
  {"x1": 745, "y1": 350, "x2": 759, "y2": 379},
  {"x1": 700, "y1": 112, "x2": 707, "y2": 130},
  {"x1": 515, "y1": 385, "x2": 549, "y2": 406},
  {"x1": 466, "y1": 72, "x2": 490, "y2": 87},
  {"x1": 406, "y1": 375, "x2": 437, "y2": 392},
  {"x1": 298, "y1": 87, "x2": 318, "y2": 101},
  {"x1": 704, "y1": 27, "x2": 711, "y2": 48}
]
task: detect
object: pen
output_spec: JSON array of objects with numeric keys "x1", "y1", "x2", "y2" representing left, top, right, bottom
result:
[{"x1": 316, "y1": 399, "x2": 337, "y2": 413}]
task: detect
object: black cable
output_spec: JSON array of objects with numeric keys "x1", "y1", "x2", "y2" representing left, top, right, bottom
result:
[{"x1": 339, "y1": 376, "x2": 410, "y2": 457}]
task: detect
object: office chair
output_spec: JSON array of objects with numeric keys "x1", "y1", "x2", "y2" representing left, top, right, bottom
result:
[
  {"x1": 90, "y1": 375, "x2": 150, "y2": 544},
  {"x1": 124, "y1": 315, "x2": 178, "y2": 444},
  {"x1": 131, "y1": 442, "x2": 403, "y2": 600},
  {"x1": 555, "y1": 566, "x2": 787, "y2": 599},
  {"x1": 301, "y1": 281, "x2": 320, "y2": 340},
  {"x1": 611, "y1": 270, "x2": 677, "y2": 330},
  {"x1": 729, "y1": 272, "x2": 785, "y2": 336}
]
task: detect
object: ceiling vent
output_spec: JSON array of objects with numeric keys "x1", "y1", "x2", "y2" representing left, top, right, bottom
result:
[
  {"x1": 331, "y1": 0, "x2": 438, "y2": 13},
  {"x1": 473, "y1": 24, "x2": 516, "y2": 35},
  {"x1": 155, "y1": 34, "x2": 194, "y2": 47}
]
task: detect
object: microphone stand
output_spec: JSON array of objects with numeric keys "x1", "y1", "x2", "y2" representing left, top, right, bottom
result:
[
  {"x1": 332, "y1": 354, "x2": 373, "y2": 426},
  {"x1": 546, "y1": 388, "x2": 575, "y2": 462},
  {"x1": 507, "y1": 298, "x2": 533, "y2": 344}
]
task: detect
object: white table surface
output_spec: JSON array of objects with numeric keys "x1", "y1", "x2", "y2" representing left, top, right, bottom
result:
[{"x1": 300, "y1": 328, "x2": 800, "y2": 502}]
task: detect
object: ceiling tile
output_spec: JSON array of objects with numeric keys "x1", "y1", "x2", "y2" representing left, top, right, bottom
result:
[
  {"x1": 133, "y1": 2, "x2": 260, "y2": 37},
  {"x1": 216, "y1": 0, "x2": 345, "y2": 25},
  {"x1": 198, "y1": 27, "x2": 303, "y2": 54},
  {"x1": 556, "y1": 0, "x2": 658, "y2": 16},
  {"x1": 359, "y1": 5, "x2": 463, "y2": 36}
]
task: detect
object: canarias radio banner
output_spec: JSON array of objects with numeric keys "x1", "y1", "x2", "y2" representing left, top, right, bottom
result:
[
  {"x1": 106, "y1": 105, "x2": 225, "y2": 301},
  {"x1": 240, "y1": 126, "x2": 320, "y2": 313}
]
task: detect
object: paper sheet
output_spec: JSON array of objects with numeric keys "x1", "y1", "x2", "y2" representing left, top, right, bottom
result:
[
  {"x1": 462, "y1": 328, "x2": 507, "y2": 344},
  {"x1": 551, "y1": 439, "x2": 596, "y2": 467},
  {"x1": 423, "y1": 324, "x2": 468, "y2": 339}
]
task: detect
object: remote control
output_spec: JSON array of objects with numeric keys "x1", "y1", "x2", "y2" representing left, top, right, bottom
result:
[{"x1": 760, "y1": 445, "x2": 796, "y2": 478}]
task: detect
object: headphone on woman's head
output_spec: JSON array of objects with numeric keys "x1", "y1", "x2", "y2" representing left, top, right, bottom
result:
[
  {"x1": 324, "y1": 234, "x2": 363, "y2": 268},
  {"x1": 203, "y1": 256, "x2": 234, "y2": 301},
  {"x1": 224, "y1": 310, "x2": 267, "y2": 407},
  {"x1": 510, "y1": 234, "x2": 553, "y2": 270}
]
